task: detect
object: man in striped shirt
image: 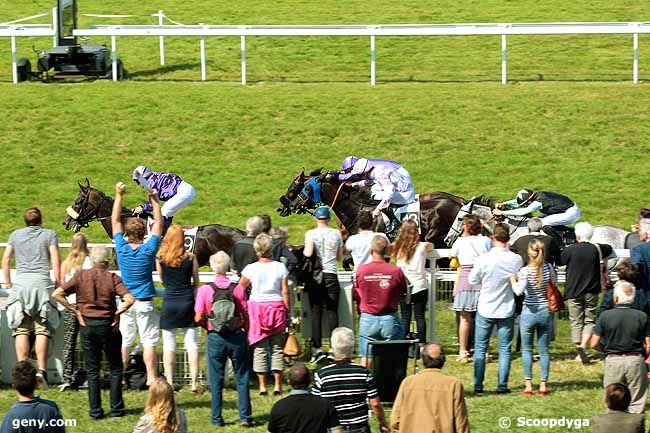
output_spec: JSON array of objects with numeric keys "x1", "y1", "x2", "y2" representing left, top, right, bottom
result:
[{"x1": 312, "y1": 327, "x2": 389, "y2": 433}]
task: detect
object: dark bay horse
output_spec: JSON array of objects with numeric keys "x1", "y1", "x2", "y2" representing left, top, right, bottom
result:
[
  {"x1": 278, "y1": 168, "x2": 469, "y2": 248},
  {"x1": 277, "y1": 169, "x2": 629, "y2": 251},
  {"x1": 63, "y1": 180, "x2": 244, "y2": 266}
]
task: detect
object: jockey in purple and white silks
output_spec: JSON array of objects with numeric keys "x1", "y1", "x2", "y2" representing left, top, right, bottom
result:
[
  {"x1": 131, "y1": 166, "x2": 196, "y2": 225},
  {"x1": 339, "y1": 156, "x2": 416, "y2": 222}
]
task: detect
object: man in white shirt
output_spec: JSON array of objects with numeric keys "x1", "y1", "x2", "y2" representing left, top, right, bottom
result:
[
  {"x1": 345, "y1": 210, "x2": 390, "y2": 268},
  {"x1": 304, "y1": 206, "x2": 344, "y2": 363},
  {"x1": 468, "y1": 223, "x2": 523, "y2": 395}
]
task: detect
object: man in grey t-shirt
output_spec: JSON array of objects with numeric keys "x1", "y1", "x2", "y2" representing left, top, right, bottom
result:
[{"x1": 2, "y1": 207, "x2": 61, "y2": 390}]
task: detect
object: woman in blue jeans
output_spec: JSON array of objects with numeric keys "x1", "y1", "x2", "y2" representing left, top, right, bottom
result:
[{"x1": 510, "y1": 240, "x2": 554, "y2": 396}]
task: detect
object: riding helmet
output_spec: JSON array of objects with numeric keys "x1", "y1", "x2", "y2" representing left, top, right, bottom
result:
[
  {"x1": 132, "y1": 165, "x2": 148, "y2": 181},
  {"x1": 516, "y1": 188, "x2": 535, "y2": 205},
  {"x1": 341, "y1": 156, "x2": 359, "y2": 173},
  {"x1": 314, "y1": 206, "x2": 331, "y2": 220}
]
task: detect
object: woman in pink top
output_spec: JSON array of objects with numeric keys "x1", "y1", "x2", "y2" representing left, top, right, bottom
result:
[{"x1": 238, "y1": 233, "x2": 290, "y2": 396}]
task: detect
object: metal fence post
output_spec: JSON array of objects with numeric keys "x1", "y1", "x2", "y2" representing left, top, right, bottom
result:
[
  {"x1": 427, "y1": 258, "x2": 437, "y2": 343},
  {"x1": 11, "y1": 35, "x2": 17, "y2": 84},
  {"x1": 111, "y1": 34, "x2": 117, "y2": 82},
  {"x1": 370, "y1": 34, "x2": 376, "y2": 86},
  {"x1": 501, "y1": 34, "x2": 507, "y2": 84},
  {"x1": 200, "y1": 25, "x2": 207, "y2": 81},
  {"x1": 633, "y1": 30, "x2": 639, "y2": 84},
  {"x1": 158, "y1": 10, "x2": 165, "y2": 65},
  {"x1": 52, "y1": 7, "x2": 58, "y2": 47},
  {"x1": 241, "y1": 34, "x2": 247, "y2": 85}
]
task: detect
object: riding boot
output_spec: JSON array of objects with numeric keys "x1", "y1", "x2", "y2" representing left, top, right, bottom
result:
[
  {"x1": 542, "y1": 225, "x2": 564, "y2": 248},
  {"x1": 381, "y1": 208, "x2": 401, "y2": 237}
]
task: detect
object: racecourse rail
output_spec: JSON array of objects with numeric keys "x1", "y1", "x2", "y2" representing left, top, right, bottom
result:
[
  {"x1": 2, "y1": 9, "x2": 650, "y2": 84},
  {"x1": 0, "y1": 242, "x2": 631, "y2": 344}
]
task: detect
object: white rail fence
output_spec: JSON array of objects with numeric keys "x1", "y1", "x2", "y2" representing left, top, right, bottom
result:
[
  {"x1": 2, "y1": 11, "x2": 650, "y2": 84},
  {"x1": 75, "y1": 21, "x2": 650, "y2": 84}
]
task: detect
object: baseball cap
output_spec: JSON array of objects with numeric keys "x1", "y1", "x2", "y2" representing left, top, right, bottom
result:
[{"x1": 314, "y1": 206, "x2": 331, "y2": 220}]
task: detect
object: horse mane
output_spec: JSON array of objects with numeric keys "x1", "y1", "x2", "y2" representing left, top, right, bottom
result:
[{"x1": 471, "y1": 194, "x2": 497, "y2": 208}]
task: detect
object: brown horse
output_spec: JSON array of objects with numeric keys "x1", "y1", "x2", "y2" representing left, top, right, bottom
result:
[
  {"x1": 277, "y1": 168, "x2": 469, "y2": 248},
  {"x1": 63, "y1": 179, "x2": 244, "y2": 266}
]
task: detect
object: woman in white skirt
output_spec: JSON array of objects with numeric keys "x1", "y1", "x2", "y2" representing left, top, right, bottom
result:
[{"x1": 450, "y1": 214, "x2": 492, "y2": 363}]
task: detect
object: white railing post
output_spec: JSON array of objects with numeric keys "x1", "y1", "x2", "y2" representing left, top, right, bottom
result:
[
  {"x1": 158, "y1": 10, "x2": 165, "y2": 65},
  {"x1": 52, "y1": 7, "x2": 58, "y2": 47},
  {"x1": 11, "y1": 35, "x2": 17, "y2": 84},
  {"x1": 111, "y1": 34, "x2": 117, "y2": 82},
  {"x1": 633, "y1": 30, "x2": 639, "y2": 84},
  {"x1": 200, "y1": 24, "x2": 206, "y2": 81},
  {"x1": 427, "y1": 258, "x2": 437, "y2": 343},
  {"x1": 241, "y1": 34, "x2": 247, "y2": 85},
  {"x1": 370, "y1": 34, "x2": 376, "y2": 86},
  {"x1": 501, "y1": 34, "x2": 507, "y2": 84}
]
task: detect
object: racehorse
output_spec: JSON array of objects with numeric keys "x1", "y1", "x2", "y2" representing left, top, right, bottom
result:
[
  {"x1": 278, "y1": 168, "x2": 629, "y2": 251},
  {"x1": 63, "y1": 180, "x2": 245, "y2": 266},
  {"x1": 277, "y1": 168, "x2": 485, "y2": 248}
]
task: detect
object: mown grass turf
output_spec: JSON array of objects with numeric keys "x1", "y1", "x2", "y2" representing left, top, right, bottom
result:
[
  {"x1": 0, "y1": 1, "x2": 649, "y2": 432},
  {"x1": 0, "y1": 82, "x2": 648, "y2": 242}
]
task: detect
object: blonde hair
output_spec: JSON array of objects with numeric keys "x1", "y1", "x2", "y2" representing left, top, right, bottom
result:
[
  {"x1": 158, "y1": 224, "x2": 190, "y2": 267},
  {"x1": 145, "y1": 378, "x2": 181, "y2": 433},
  {"x1": 61, "y1": 233, "x2": 90, "y2": 277},
  {"x1": 527, "y1": 239, "x2": 546, "y2": 288},
  {"x1": 391, "y1": 220, "x2": 419, "y2": 263},
  {"x1": 254, "y1": 233, "x2": 273, "y2": 258}
]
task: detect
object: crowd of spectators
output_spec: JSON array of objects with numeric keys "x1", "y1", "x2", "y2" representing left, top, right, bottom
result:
[{"x1": 2, "y1": 186, "x2": 650, "y2": 432}]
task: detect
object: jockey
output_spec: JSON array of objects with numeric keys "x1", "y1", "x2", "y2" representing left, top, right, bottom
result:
[
  {"x1": 493, "y1": 188, "x2": 581, "y2": 227},
  {"x1": 338, "y1": 156, "x2": 416, "y2": 229},
  {"x1": 131, "y1": 166, "x2": 196, "y2": 229}
]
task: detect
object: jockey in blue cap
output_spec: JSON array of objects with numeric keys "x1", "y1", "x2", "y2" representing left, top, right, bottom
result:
[
  {"x1": 131, "y1": 166, "x2": 196, "y2": 229},
  {"x1": 339, "y1": 156, "x2": 416, "y2": 229},
  {"x1": 493, "y1": 188, "x2": 581, "y2": 227}
]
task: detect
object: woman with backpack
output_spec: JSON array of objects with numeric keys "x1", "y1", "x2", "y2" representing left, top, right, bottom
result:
[
  {"x1": 238, "y1": 233, "x2": 291, "y2": 396},
  {"x1": 155, "y1": 224, "x2": 200, "y2": 392},
  {"x1": 194, "y1": 251, "x2": 253, "y2": 427}
]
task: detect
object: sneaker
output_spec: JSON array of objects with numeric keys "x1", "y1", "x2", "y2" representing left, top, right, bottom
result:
[
  {"x1": 576, "y1": 347, "x2": 590, "y2": 365},
  {"x1": 36, "y1": 370, "x2": 48, "y2": 391},
  {"x1": 58, "y1": 382, "x2": 71, "y2": 392},
  {"x1": 474, "y1": 389, "x2": 484, "y2": 396},
  {"x1": 496, "y1": 388, "x2": 512, "y2": 394},
  {"x1": 240, "y1": 420, "x2": 254, "y2": 428}
]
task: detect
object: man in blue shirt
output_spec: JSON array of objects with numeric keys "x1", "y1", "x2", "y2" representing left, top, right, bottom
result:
[
  {"x1": 112, "y1": 181, "x2": 163, "y2": 387},
  {"x1": 632, "y1": 218, "x2": 650, "y2": 313},
  {"x1": 1, "y1": 361, "x2": 66, "y2": 433},
  {"x1": 469, "y1": 224, "x2": 523, "y2": 395}
]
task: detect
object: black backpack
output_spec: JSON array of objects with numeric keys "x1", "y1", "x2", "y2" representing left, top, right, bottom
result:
[
  {"x1": 124, "y1": 353, "x2": 148, "y2": 391},
  {"x1": 208, "y1": 282, "x2": 240, "y2": 333}
]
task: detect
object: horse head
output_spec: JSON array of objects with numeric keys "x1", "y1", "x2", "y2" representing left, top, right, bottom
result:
[
  {"x1": 63, "y1": 179, "x2": 111, "y2": 232},
  {"x1": 277, "y1": 168, "x2": 326, "y2": 217}
]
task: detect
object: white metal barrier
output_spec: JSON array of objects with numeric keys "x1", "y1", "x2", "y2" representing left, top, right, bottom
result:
[{"x1": 72, "y1": 21, "x2": 650, "y2": 84}]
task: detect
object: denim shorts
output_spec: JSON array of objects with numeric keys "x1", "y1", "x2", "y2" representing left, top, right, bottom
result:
[{"x1": 358, "y1": 312, "x2": 403, "y2": 357}]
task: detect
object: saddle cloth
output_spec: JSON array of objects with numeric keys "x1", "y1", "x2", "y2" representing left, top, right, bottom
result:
[
  {"x1": 145, "y1": 217, "x2": 198, "y2": 253},
  {"x1": 381, "y1": 195, "x2": 421, "y2": 233}
]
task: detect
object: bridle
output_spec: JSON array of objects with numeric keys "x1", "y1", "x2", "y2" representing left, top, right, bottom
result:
[{"x1": 66, "y1": 188, "x2": 131, "y2": 231}]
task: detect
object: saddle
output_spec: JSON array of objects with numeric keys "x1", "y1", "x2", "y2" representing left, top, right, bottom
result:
[{"x1": 542, "y1": 225, "x2": 576, "y2": 248}]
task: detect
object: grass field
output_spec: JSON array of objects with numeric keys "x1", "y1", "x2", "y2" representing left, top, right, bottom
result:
[{"x1": 1, "y1": 1, "x2": 650, "y2": 432}]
